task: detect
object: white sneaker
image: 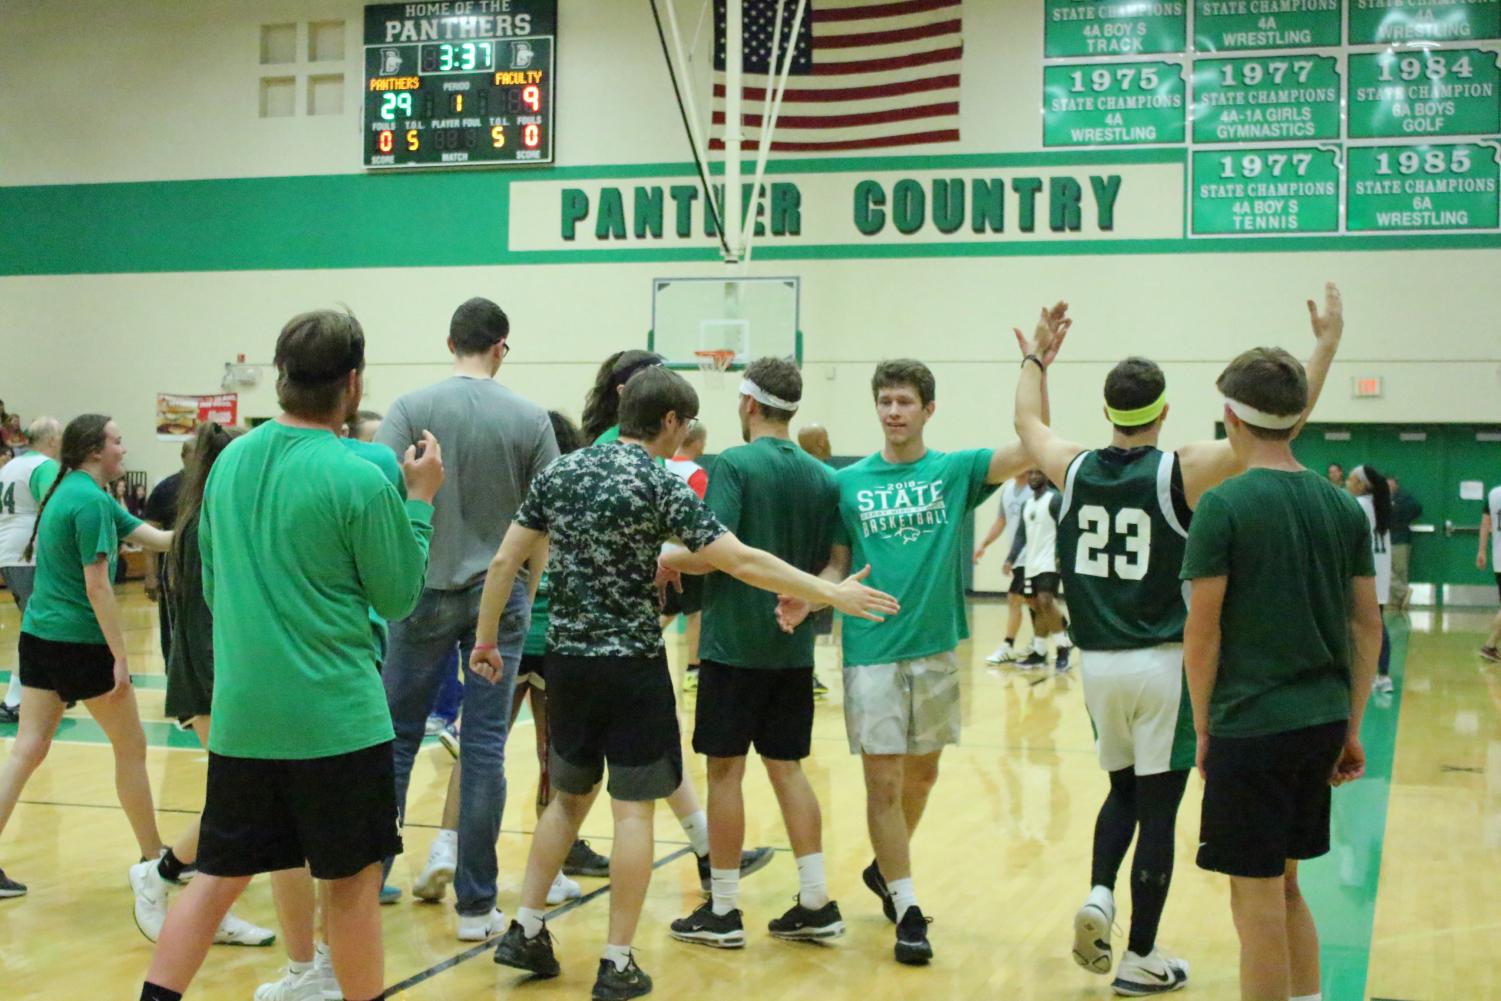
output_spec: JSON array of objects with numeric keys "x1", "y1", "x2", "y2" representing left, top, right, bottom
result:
[
  {"x1": 985, "y1": 644, "x2": 1018, "y2": 664},
  {"x1": 1072, "y1": 885, "x2": 1115, "y2": 975},
  {"x1": 413, "y1": 832, "x2": 458, "y2": 902},
  {"x1": 1373, "y1": 675, "x2": 1395, "y2": 694},
  {"x1": 253, "y1": 963, "x2": 332, "y2": 1001},
  {"x1": 128, "y1": 859, "x2": 170, "y2": 942},
  {"x1": 546, "y1": 871, "x2": 582, "y2": 905},
  {"x1": 1112, "y1": 947, "x2": 1189, "y2": 996},
  {"x1": 214, "y1": 909, "x2": 277, "y2": 946},
  {"x1": 456, "y1": 907, "x2": 506, "y2": 941}
]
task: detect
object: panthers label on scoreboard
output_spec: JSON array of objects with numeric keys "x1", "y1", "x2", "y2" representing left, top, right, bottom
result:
[{"x1": 362, "y1": 1, "x2": 556, "y2": 169}]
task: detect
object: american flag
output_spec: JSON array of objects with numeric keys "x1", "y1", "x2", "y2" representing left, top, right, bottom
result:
[{"x1": 710, "y1": 0, "x2": 962, "y2": 152}]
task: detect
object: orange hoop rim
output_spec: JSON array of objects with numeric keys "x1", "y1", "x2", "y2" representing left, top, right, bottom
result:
[{"x1": 693, "y1": 349, "x2": 738, "y2": 372}]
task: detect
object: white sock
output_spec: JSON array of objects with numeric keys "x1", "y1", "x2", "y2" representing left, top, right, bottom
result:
[
  {"x1": 313, "y1": 941, "x2": 330, "y2": 965},
  {"x1": 518, "y1": 906, "x2": 546, "y2": 939},
  {"x1": 287, "y1": 957, "x2": 313, "y2": 974},
  {"x1": 3, "y1": 673, "x2": 20, "y2": 708},
  {"x1": 680, "y1": 810, "x2": 711, "y2": 857},
  {"x1": 796, "y1": 852, "x2": 829, "y2": 909},
  {"x1": 1051, "y1": 631, "x2": 1070, "y2": 647},
  {"x1": 888, "y1": 876, "x2": 918, "y2": 920},
  {"x1": 1290, "y1": 995, "x2": 1321, "y2": 1001},
  {"x1": 1033, "y1": 636, "x2": 1047, "y2": 655},
  {"x1": 710, "y1": 867, "x2": 739, "y2": 916},
  {"x1": 602, "y1": 943, "x2": 632, "y2": 972},
  {"x1": 432, "y1": 828, "x2": 457, "y2": 853}
]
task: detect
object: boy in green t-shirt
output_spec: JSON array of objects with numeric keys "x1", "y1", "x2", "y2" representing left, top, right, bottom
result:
[
  {"x1": 780, "y1": 351, "x2": 1064, "y2": 966},
  {"x1": 1181, "y1": 347, "x2": 1383, "y2": 1001}
]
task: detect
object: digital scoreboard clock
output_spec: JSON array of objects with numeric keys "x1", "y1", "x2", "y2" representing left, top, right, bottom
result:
[{"x1": 362, "y1": 1, "x2": 555, "y2": 169}]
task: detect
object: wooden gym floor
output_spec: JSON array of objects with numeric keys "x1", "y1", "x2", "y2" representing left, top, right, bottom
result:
[{"x1": 1, "y1": 585, "x2": 1496, "y2": 1000}]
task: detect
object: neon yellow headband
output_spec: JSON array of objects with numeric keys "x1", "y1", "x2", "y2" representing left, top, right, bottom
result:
[{"x1": 1105, "y1": 390, "x2": 1167, "y2": 428}]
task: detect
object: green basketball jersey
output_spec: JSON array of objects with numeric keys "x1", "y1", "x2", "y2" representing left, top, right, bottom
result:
[{"x1": 1057, "y1": 446, "x2": 1191, "y2": 650}]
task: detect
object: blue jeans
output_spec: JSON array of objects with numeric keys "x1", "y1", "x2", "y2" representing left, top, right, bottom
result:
[{"x1": 383, "y1": 578, "x2": 528, "y2": 915}]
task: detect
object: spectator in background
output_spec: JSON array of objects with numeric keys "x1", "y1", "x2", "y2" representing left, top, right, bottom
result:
[
  {"x1": 665, "y1": 420, "x2": 709, "y2": 690},
  {"x1": 0, "y1": 417, "x2": 64, "y2": 723},
  {"x1": 1388, "y1": 475, "x2": 1423, "y2": 613},
  {"x1": 143, "y1": 442, "x2": 195, "y2": 662},
  {"x1": 797, "y1": 424, "x2": 832, "y2": 464},
  {"x1": 348, "y1": 410, "x2": 383, "y2": 444},
  {"x1": 1, "y1": 414, "x2": 26, "y2": 450},
  {"x1": 128, "y1": 483, "x2": 149, "y2": 519},
  {"x1": 1327, "y1": 462, "x2": 1344, "y2": 488},
  {"x1": 1479, "y1": 484, "x2": 1501, "y2": 663}
]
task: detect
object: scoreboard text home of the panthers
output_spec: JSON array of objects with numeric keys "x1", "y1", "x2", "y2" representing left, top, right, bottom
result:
[{"x1": 362, "y1": 1, "x2": 556, "y2": 169}]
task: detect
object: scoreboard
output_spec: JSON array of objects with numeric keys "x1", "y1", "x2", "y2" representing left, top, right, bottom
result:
[{"x1": 362, "y1": 1, "x2": 555, "y2": 169}]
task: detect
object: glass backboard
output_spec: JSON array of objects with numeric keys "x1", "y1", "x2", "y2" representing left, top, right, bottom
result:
[{"x1": 649, "y1": 276, "x2": 801, "y2": 371}]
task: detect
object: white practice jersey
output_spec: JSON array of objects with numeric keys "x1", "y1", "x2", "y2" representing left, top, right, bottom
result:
[
  {"x1": 1022, "y1": 488, "x2": 1060, "y2": 578},
  {"x1": 0, "y1": 452, "x2": 51, "y2": 567},
  {"x1": 1489, "y1": 485, "x2": 1501, "y2": 570},
  {"x1": 997, "y1": 478, "x2": 1028, "y2": 555},
  {"x1": 1358, "y1": 494, "x2": 1393, "y2": 605}
]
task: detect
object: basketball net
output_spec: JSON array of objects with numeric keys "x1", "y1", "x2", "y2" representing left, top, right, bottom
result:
[{"x1": 694, "y1": 349, "x2": 737, "y2": 386}]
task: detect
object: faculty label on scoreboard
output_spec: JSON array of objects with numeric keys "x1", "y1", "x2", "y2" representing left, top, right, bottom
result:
[
  {"x1": 362, "y1": 1, "x2": 557, "y2": 169},
  {"x1": 1348, "y1": 0, "x2": 1501, "y2": 44},
  {"x1": 1044, "y1": 62, "x2": 1186, "y2": 145},
  {"x1": 1192, "y1": 146, "x2": 1340, "y2": 233},
  {"x1": 1194, "y1": 0, "x2": 1343, "y2": 51},
  {"x1": 1193, "y1": 55, "x2": 1341, "y2": 142},
  {"x1": 1044, "y1": 1, "x2": 1188, "y2": 56},
  {"x1": 1348, "y1": 49, "x2": 1501, "y2": 139},
  {"x1": 1347, "y1": 142, "x2": 1501, "y2": 230}
]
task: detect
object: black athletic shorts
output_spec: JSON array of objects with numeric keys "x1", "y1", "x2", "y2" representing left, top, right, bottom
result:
[
  {"x1": 661, "y1": 575, "x2": 704, "y2": 617},
  {"x1": 692, "y1": 661, "x2": 815, "y2": 761},
  {"x1": 1008, "y1": 568, "x2": 1026, "y2": 596},
  {"x1": 1024, "y1": 572, "x2": 1061, "y2": 597},
  {"x1": 546, "y1": 652, "x2": 682, "y2": 801},
  {"x1": 1197, "y1": 720, "x2": 1347, "y2": 879},
  {"x1": 18, "y1": 632, "x2": 115, "y2": 702},
  {"x1": 518, "y1": 652, "x2": 548, "y2": 690},
  {"x1": 196, "y1": 740, "x2": 402, "y2": 881}
]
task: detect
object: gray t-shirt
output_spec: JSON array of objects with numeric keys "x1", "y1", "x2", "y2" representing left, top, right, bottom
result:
[{"x1": 377, "y1": 374, "x2": 558, "y2": 590}]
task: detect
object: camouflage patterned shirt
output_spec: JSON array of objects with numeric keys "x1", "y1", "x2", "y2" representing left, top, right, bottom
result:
[{"x1": 514, "y1": 442, "x2": 726, "y2": 657}]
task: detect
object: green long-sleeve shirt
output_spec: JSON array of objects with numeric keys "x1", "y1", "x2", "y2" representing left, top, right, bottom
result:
[{"x1": 201, "y1": 421, "x2": 432, "y2": 759}]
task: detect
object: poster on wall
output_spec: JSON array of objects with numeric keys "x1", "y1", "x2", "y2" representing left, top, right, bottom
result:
[{"x1": 155, "y1": 393, "x2": 237, "y2": 441}]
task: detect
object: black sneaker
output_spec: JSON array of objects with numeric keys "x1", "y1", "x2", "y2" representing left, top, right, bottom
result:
[
  {"x1": 811, "y1": 674, "x2": 829, "y2": 698},
  {"x1": 563, "y1": 838, "x2": 611, "y2": 878},
  {"x1": 862, "y1": 859, "x2": 896, "y2": 923},
  {"x1": 768, "y1": 899, "x2": 845, "y2": 941},
  {"x1": 0, "y1": 704, "x2": 18, "y2": 725},
  {"x1": 1054, "y1": 646, "x2": 1072, "y2": 672},
  {"x1": 670, "y1": 901, "x2": 746, "y2": 948},
  {"x1": 1017, "y1": 651, "x2": 1048, "y2": 670},
  {"x1": 696, "y1": 846, "x2": 775, "y2": 893},
  {"x1": 592, "y1": 955, "x2": 652, "y2": 1001},
  {"x1": 0, "y1": 868, "x2": 27, "y2": 899},
  {"x1": 894, "y1": 906, "x2": 933, "y2": 965},
  {"x1": 492, "y1": 920, "x2": 560, "y2": 978}
]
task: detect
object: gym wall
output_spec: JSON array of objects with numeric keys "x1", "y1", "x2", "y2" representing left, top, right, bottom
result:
[{"x1": 3, "y1": 0, "x2": 1498, "y2": 500}]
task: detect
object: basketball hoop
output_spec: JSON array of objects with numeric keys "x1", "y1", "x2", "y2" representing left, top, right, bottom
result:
[{"x1": 694, "y1": 349, "x2": 737, "y2": 386}]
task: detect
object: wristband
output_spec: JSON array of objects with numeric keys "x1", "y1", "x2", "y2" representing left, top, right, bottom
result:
[
  {"x1": 473, "y1": 643, "x2": 497, "y2": 653},
  {"x1": 1022, "y1": 354, "x2": 1044, "y2": 372}
]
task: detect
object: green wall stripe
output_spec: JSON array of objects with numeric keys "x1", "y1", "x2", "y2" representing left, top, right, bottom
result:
[
  {"x1": 3, "y1": 156, "x2": 1499, "y2": 275},
  {"x1": 1302, "y1": 614, "x2": 1406, "y2": 1001}
]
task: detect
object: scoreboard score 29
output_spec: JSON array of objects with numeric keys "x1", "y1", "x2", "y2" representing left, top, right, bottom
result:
[{"x1": 363, "y1": 1, "x2": 555, "y2": 169}]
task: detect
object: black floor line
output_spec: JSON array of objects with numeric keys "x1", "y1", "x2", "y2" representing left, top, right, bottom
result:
[{"x1": 384, "y1": 846, "x2": 693, "y2": 996}]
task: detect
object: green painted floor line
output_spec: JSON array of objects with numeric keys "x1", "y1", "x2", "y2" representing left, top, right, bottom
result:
[{"x1": 1299, "y1": 613, "x2": 1407, "y2": 1001}]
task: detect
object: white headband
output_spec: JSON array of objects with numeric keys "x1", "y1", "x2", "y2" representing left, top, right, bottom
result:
[
  {"x1": 740, "y1": 378, "x2": 799, "y2": 413},
  {"x1": 1223, "y1": 396, "x2": 1301, "y2": 430}
]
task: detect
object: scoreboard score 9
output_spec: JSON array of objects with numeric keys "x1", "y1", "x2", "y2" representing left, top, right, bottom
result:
[{"x1": 363, "y1": 1, "x2": 555, "y2": 169}]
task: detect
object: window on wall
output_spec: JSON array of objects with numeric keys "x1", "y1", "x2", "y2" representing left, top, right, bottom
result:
[{"x1": 258, "y1": 21, "x2": 347, "y2": 118}]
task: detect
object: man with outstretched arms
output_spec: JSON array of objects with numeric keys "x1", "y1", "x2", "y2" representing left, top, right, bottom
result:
[{"x1": 1012, "y1": 286, "x2": 1343, "y2": 995}]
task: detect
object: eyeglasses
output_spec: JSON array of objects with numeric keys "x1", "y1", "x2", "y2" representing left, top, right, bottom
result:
[{"x1": 500, "y1": 341, "x2": 511, "y2": 358}]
